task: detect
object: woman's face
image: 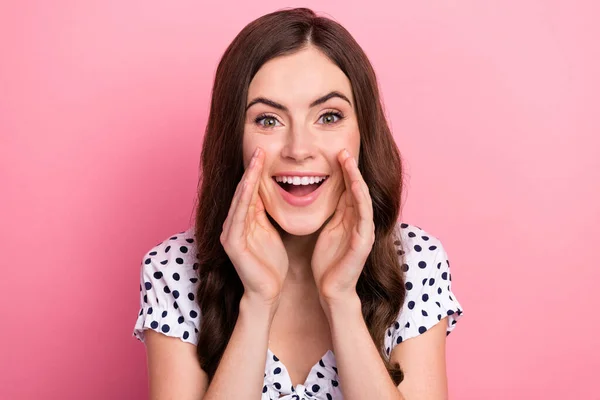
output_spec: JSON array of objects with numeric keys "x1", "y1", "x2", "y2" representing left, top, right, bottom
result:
[{"x1": 243, "y1": 46, "x2": 361, "y2": 236}]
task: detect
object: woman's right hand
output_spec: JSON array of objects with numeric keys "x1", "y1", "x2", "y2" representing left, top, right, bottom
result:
[{"x1": 220, "y1": 147, "x2": 289, "y2": 307}]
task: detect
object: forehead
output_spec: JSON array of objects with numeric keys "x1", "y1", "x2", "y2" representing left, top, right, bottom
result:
[{"x1": 247, "y1": 47, "x2": 354, "y2": 107}]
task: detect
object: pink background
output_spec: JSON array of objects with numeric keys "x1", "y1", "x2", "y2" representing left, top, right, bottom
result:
[{"x1": 2, "y1": 1, "x2": 598, "y2": 399}]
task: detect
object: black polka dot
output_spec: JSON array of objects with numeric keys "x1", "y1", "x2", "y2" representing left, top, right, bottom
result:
[
  {"x1": 442, "y1": 272, "x2": 448, "y2": 280},
  {"x1": 144, "y1": 282, "x2": 152, "y2": 290},
  {"x1": 149, "y1": 251, "x2": 157, "y2": 256},
  {"x1": 172, "y1": 273, "x2": 180, "y2": 281},
  {"x1": 408, "y1": 301, "x2": 415, "y2": 309},
  {"x1": 178, "y1": 316, "x2": 184, "y2": 324},
  {"x1": 147, "y1": 307, "x2": 153, "y2": 314},
  {"x1": 421, "y1": 236, "x2": 429, "y2": 241},
  {"x1": 169, "y1": 236, "x2": 177, "y2": 240},
  {"x1": 262, "y1": 386, "x2": 267, "y2": 393},
  {"x1": 394, "y1": 321, "x2": 400, "y2": 329},
  {"x1": 274, "y1": 382, "x2": 281, "y2": 390},
  {"x1": 165, "y1": 245, "x2": 171, "y2": 253},
  {"x1": 162, "y1": 310, "x2": 167, "y2": 318},
  {"x1": 173, "y1": 290, "x2": 180, "y2": 299},
  {"x1": 190, "y1": 310, "x2": 198, "y2": 318},
  {"x1": 408, "y1": 232, "x2": 416, "y2": 237},
  {"x1": 180, "y1": 246, "x2": 188, "y2": 253},
  {"x1": 317, "y1": 372, "x2": 324, "y2": 378},
  {"x1": 273, "y1": 355, "x2": 279, "y2": 361},
  {"x1": 447, "y1": 309, "x2": 455, "y2": 315},
  {"x1": 312, "y1": 384, "x2": 320, "y2": 392},
  {"x1": 419, "y1": 326, "x2": 427, "y2": 334},
  {"x1": 396, "y1": 336, "x2": 403, "y2": 344},
  {"x1": 405, "y1": 322, "x2": 410, "y2": 328},
  {"x1": 429, "y1": 245, "x2": 437, "y2": 250},
  {"x1": 332, "y1": 380, "x2": 339, "y2": 387},
  {"x1": 274, "y1": 367, "x2": 281, "y2": 374},
  {"x1": 188, "y1": 293, "x2": 195, "y2": 301},
  {"x1": 414, "y1": 245, "x2": 422, "y2": 252},
  {"x1": 429, "y1": 278, "x2": 435, "y2": 286},
  {"x1": 401, "y1": 223, "x2": 408, "y2": 228},
  {"x1": 327, "y1": 394, "x2": 333, "y2": 400},
  {"x1": 418, "y1": 261, "x2": 427, "y2": 268},
  {"x1": 405, "y1": 281, "x2": 413, "y2": 290},
  {"x1": 190, "y1": 278, "x2": 198, "y2": 283},
  {"x1": 143, "y1": 295, "x2": 148, "y2": 304},
  {"x1": 150, "y1": 321, "x2": 158, "y2": 329},
  {"x1": 401, "y1": 264, "x2": 409, "y2": 272},
  {"x1": 163, "y1": 286, "x2": 170, "y2": 294},
  {"x1": 176, "y1": 258, "x2": 184, "y2": 264},
  {"x1": 186, "y1": 238, "x2": 194, "y2": 243},
  {"x1": 153, "y1": 272, "x2": 163, "y2": 279},
  {"x1": 161, "y1": 324, "x2": 170, "y2": 333},
  {"x1": 422, "y1": 293, "x2": 429, "y2": 302},
  {"x1": 144, "y1": 258, "x2": 151, "y2": 265},
  {"x1": 422, "y1": 309, "x2": 428, "y2": 317}
]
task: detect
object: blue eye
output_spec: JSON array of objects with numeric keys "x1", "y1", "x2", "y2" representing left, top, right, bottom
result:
[{"x1": 253, "y1": 111, "x2": 345, "y2": 129}]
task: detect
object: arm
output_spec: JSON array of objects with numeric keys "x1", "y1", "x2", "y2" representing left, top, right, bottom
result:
[
  {"x1": 145, "y1": 330, "x2": 209, "y2": 400},
  {"x1": 323, "y1": 294, "x2": 406, "y2": 400},
  {"x1": 202, "y1": 295, "x2": 276, "y2": 400},
  {"x1": 391, "y1": 319, "x2": 449, "y2": 400},
  {"x1": 146, "y1": 295, "x2": 276, "y2": 400}
]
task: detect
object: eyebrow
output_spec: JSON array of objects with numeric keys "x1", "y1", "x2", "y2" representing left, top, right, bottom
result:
[{"x1": 245, "y1": 91, "x2": 352, "y2": 112}]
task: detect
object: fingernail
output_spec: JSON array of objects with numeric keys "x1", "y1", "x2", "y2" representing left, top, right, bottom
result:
[
  {"x1": 254, "y1": 147, "x2": 261, "y2": 157},
  {"x1": 352, "y1": 156, "x2": 357, "y2": 166},
  {"x1": 344, "y1": 149, "x2": 350, "y2": 157}
]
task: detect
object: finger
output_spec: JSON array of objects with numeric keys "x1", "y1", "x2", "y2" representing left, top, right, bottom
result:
[
  {"x1": 338, "y1": 149, "x2": 354, "y2": 207},
  {"x1": 223, "y1": 148, "x2": 260, "y2": 239},
  {"x1": 231, "y1": 147, "x2": 263, "y2": 239},
  {"x1": 350, "y1": 179, "x2": 373, "y2": 238},
  {"x1": 344, "y1": 154, "x2": 374, "y2": 238}
]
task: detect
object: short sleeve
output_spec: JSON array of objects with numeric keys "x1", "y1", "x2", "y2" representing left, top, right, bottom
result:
[
  {"x1": 132, "y1": 227, "x2": 201, "y2": 345},
  {"x1": 386, "y1": 224, "x2": 464, "y2": 355}
]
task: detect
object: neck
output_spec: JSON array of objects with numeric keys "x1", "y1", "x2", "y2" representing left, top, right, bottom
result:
[{"x1": 272, "y1": 220, "x2": 324, "y2": 284}]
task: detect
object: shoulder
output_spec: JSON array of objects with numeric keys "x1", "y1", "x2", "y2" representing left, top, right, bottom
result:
[
  {"x1": 392, "y1": 221, "x2": 452, "y2": 280},
  {"x1": 384, "y1": 221, "x2": 465, "y2": 356},
  {"x1": 133, "y1": 227, "x2": 202, "y2": 345}
]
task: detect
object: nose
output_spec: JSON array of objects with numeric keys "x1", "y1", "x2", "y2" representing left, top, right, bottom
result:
[{"x1": 280, "y1": 126, "x2": 316, "y2": 162}]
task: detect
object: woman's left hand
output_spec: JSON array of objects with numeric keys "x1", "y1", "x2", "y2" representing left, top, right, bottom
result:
[{"x1": 311, "y1": 149, "x2": 375, "y2": 306}]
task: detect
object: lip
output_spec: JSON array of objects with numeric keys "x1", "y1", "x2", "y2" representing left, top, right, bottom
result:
[
  {"x1": 272, "y1": 171, "x2": 329, "y2": 177},
  {"x1": 273, "y1": 176, "x2": 329, "y2": 207}
]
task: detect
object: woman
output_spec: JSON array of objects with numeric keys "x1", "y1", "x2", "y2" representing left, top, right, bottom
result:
[{"x1": 133, "y1": 7, "x2": 464, "y2": 400}]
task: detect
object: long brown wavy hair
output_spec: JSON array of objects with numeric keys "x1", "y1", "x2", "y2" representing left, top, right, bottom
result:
[{"x1": 193, "y1": 7, "x2": 407, "y2": 386}]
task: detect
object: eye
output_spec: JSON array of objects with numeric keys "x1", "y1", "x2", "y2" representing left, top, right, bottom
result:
[
  {"x1": 253, "y1": 111, "x2": 345, "y2": 129},
  {"x1": 318, "y1": 111, "x2": 345, "y2": 125},
  {"x1": 254, "y1": 113, "x2": 281, "y2": 128}
]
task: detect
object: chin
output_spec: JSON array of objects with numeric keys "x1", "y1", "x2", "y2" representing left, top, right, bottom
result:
[{"x1": 266, "y1": 207, "x2": 334, "y2": 237}]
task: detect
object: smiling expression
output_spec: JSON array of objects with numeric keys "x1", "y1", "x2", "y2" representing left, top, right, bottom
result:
[{"x1": 243, "y1": 45, "x2": 361, "y2": 236}]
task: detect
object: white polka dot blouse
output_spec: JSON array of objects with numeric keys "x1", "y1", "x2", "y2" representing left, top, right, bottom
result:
[{"x1": 133, "y1": 221, "x2": 464, "y2": 399}]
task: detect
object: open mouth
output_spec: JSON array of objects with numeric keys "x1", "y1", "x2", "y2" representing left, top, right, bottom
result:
[{"x1": 273, "y1": 176, "x2": 329, "y2": 197}]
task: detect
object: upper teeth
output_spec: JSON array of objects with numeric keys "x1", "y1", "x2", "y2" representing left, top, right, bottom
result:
[{"x1": 275, "y1": 176, "x2": 328, "y2": 185}]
